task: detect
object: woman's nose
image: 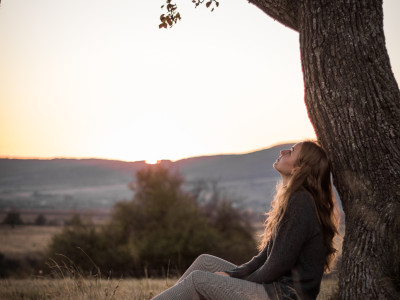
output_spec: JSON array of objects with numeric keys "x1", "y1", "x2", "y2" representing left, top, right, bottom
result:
[{"x1": 280, "y1": 149, "x2": 289, "y2": 155}]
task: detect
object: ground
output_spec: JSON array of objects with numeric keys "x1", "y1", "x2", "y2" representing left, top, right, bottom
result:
[{"x1": 0, "y1": 224, "x2": 341, "y2": 299}]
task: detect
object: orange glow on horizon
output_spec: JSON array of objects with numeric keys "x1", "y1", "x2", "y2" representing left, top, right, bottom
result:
[{"x1": 145, "y1": 159, "x2": 159, "y2": 165}]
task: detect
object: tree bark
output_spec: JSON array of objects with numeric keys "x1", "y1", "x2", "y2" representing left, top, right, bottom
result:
[
  {"x1": 248, "y1": 0, "x2": 299, "y2": 31},
  {"x1": 249, "y1": 0, "x2": 400, "y2": 298}
]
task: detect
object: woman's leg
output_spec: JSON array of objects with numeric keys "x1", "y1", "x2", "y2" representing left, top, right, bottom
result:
[
  {"x1": 152, "y1": 270, "x2": 270, "y2": 300},
  {"x1": 178, "y1": 254, "x2": 237, "y2": 282}
]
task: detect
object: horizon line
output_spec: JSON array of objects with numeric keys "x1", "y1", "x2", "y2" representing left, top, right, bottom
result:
[{"x1": 0, "y1": 140, "x2": 300, "y2": 163}]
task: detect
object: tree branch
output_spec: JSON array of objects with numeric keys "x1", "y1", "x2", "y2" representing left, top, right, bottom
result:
[{"x1": 247, "y1": 0, "x2": 299, "y2": 31}]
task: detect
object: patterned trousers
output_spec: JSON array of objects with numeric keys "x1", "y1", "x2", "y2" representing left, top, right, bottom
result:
[{"x1": 151, "y1": 254, "x2": 271, "y2": 300}]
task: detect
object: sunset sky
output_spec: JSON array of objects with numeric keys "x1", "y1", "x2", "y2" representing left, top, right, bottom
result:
[{"x1": 1, "y1": 0, "x2": 399, "y2": 162}]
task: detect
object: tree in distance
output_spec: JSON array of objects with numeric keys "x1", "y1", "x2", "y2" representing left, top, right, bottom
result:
[
  {"x1": 34, "y1": 214, "x2": 47, "y2": 226},
  {"x1": 108, "y1": 164, "x2": 257, "y2": 275},
  {"x1": 47, "y1": 164, "x2": 256, "y2": 277},
  {"x1": 2, "y1": 212, "x2": 23, "y2": 228}
]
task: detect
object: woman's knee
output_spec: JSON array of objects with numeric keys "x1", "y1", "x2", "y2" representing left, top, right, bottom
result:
[
  {"x1": 195, "y1": 254, "x2": 213, "y2": 263},
  {"x1": 188, "y1": 270, "x2": 208, "y2": 286}
]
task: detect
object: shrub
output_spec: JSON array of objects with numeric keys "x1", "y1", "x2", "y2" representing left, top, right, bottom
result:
[
  {"x1": 2, "y1": 212, "x2": 23, "y2": 228},
  {"x1": 46, "y1": 164, "x2": 257, "y2": 277},
  {"x1": 34, "y1": 214, "x2": 47, "y2": 226}
]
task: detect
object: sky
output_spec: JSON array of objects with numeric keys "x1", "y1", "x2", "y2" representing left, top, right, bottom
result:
[{"x1": 0, "y1": 0, "x2": 399, "y2": 163}]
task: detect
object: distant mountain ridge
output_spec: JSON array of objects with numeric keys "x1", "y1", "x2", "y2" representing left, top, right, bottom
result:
[{"x1": 0, "y1": 144, "x2": 292, "y2": 212}]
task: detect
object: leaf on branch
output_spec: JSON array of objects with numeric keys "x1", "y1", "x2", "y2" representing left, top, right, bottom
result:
[{"x1": 159, "y1": 0, "x2": 219, "y2": 29}]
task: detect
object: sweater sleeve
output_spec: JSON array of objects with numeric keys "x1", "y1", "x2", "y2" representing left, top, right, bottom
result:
[
  {"x1": 224, "y1": 239, "x2": 272, "y2": 278},
  {"x1": 245, "y1": 192, "x2": 317, "y2": 283}
]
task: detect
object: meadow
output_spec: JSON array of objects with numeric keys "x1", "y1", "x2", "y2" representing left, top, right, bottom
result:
[
  {"x1": 0, "y1": 225, "x2": 62, "y2": 259},
  {"x1": 0, "y1": 277, "x2": 173, "y2": 300},
  {"x1": 0, "y1": 276, "x2": 339, "y2": 300},
  {"x1": 0, "y1": 225, "x2": 340, "y2": 300}
]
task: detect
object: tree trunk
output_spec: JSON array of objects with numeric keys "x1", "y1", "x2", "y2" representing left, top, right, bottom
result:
[{"x1": 249, "y1": 0, "x2": 400, "y2": 298}]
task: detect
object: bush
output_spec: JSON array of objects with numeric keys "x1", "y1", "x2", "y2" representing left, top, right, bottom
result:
[
  {"x1": 2, "y1": 212, "x2": 23, "y2": 228},
  {"x1": 46, "y1": 164, "x2": 257, "y2": 277},
  {"x1": 0, "y1": 252, "x2": 42, "y2": 278},
  {"x1": 34, "y1": 214, "x2": 47, "y2": 226}
]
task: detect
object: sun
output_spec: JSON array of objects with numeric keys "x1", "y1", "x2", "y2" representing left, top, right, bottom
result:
[{"x1": 145, "y1": 159, "x2": 159, "y2": 165}]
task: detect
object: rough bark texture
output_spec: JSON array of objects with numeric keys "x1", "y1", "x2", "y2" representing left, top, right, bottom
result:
[
  {"x1": 249, "y1": 0, "x2": 400, "y2": 299},
  {"x1": 299, "y1": 0, "x2": 400, "y2": 299},
  {"x1": 248, "y1": 0, "x2": 299, "y2": 31}
]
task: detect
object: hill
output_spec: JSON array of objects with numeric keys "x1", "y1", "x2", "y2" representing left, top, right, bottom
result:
[{"x1": 0, "y1": 144, "x2": 290, "y2": 212}]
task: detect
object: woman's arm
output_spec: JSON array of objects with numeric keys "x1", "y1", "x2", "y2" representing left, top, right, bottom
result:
[
  {"x1": 224, "y1": 239, "x2": 272, "y2": 278},
  {"x1": 245, "y1": 192, "x2": 318, "y2": 283}
]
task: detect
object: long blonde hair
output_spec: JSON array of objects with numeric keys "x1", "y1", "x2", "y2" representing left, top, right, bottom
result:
[{"x1": 259, "y1": 140, "x2": 339, "y2": 272}]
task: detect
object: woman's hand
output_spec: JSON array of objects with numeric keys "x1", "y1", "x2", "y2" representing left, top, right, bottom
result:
[{"x1": 215, "y1": 271, "x2": 230, "y2": 277}]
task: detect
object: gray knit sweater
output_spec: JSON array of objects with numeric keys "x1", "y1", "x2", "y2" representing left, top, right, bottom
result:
[{"x1": 225, "y1": 190, "x2": 325, "y2": 300}]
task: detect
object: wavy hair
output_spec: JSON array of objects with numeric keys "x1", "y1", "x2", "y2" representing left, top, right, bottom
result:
[{"x1": 259, "y1": 140, "x2": 339, "y2": 272}]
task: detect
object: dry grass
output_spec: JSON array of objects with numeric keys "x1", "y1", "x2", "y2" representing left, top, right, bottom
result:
[
  {"x1": 0, "y1": 277, "x2": 176, "y2": 300},
  {"x1": 0, "y1": 276, "x2": 338, "y2": 300},
  {"x1": 317, "y1": 277, "x2": 339, "y2": 300},
  {"x1": 0, "y1": 226, "x2": 62, "y2": 259}
]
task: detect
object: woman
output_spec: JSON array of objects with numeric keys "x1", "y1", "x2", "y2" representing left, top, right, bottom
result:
[{"x1": 152, "y1": 140, "x2": 339, "y2": 300}]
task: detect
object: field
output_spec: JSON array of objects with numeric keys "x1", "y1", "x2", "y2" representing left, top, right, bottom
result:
[
  {"x1": 0, "y1": 225, "x2": 62, "y2": 259},
  {"x1": 0, "y1": 278, "x2": 175, "y2": 300},
  {"x1": 0, "y1": 225, "x2": 340, "y2": 299},
  {"x1": 0, "y1": 277, "x2": 338, "y2": 300}
]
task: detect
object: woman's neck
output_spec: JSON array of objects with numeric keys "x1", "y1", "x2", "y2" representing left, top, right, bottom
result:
[{"x1": 281, "y1": 175, "x2": 291, "y2": 186}]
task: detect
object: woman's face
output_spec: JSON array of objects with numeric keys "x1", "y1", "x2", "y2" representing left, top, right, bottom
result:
[{"x1": 273, "y1": 143, "x2": 302, "y2": 177}]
